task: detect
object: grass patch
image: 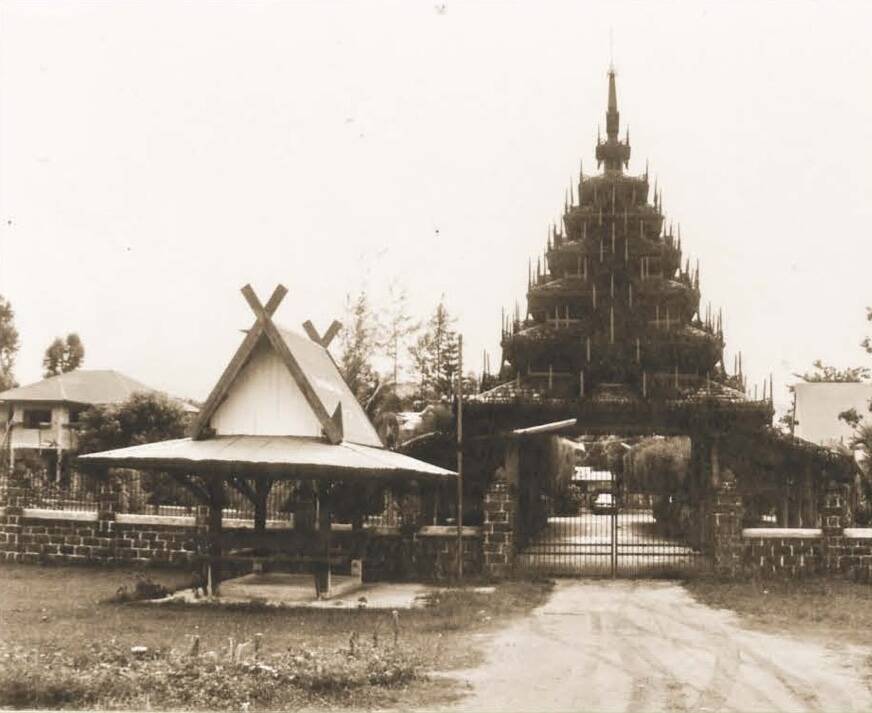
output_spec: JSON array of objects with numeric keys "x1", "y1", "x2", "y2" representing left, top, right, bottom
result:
[
  {"x1": 0, "y1": 639, "x2": 423, "y2": 710},
  {"x1": 684, "y1": 576, "x2": 872, "y2": 645},
  {"x1": 0, "y1": 562, "x2": 552, "y2": 710}
]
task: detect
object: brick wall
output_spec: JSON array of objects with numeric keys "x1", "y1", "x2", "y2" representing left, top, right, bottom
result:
[
  {"x1": 742, "y1": 530, "x2": 823, "y2": 577},
  {"x1": 711, "y1": 480, "x2": 743, "y2": 577},
  {"x1": 415, "y1": 527, "x2": 482, "y2": 579},
  {"x1": 0, "y1": 506, "x2": 482, "y2": 580},
  {"x1": 741, "y1": 529, "x2": 872, "y2": 580},
  {"x1": 482, "y1": 480, "x2": 516, "y2": 578},
  {"x1": 0, "y1": 509, "x2": 201, "y2": 567}
]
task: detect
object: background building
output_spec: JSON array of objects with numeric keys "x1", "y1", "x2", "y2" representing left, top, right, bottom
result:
[
  {"x1": 0, "y1": 369, "x2": 197, "y2": 478},
  {"x1": 793, "y1": 382, "x2": 872, "y2": 448}
]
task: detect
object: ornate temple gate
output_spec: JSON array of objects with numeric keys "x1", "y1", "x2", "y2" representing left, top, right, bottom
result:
[
  {"x1": 494, "y1": 431, "x2": 712, "y2": 578},
  {"x1": 516, "y1": 489, "x2": 710, "y2": 577},
  {"x1": 512, "y1": 434, "x2": 710, "y2": 576}
]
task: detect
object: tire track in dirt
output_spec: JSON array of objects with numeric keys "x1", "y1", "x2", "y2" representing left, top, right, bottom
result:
[
  {"x1": 527, "y1": 612, "x2": 611, "y2": 711},
  {"x1": 440, "y1": 581, "x2": 872, "y2": 713},
  {"x1": 612, "y1": 586, "x2": 690, "y2": 713},
  {"x1": 631, "y1": 595, "x2": 834, "y2": 712},
  {"x1": 741, "y1": 646, "x2": 826, "y2": 713}
]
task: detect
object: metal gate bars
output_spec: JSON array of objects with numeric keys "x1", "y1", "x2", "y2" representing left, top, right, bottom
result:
[{"x1": 516, "y1": 492, "x2": 709, "y2": 577}]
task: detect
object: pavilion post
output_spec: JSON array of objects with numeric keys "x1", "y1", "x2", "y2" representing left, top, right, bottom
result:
[
  {"x1": 207, "y1": 477, "x2": 225, "y2": 595},
  {"x1": 253, "y1": 479, "x2": 272, "y2": 533},
  {"x1": 315, "y1": 481, "x2": 332, "y2": 597}
]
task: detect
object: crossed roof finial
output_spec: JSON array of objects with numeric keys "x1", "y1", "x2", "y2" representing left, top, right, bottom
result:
[{"x1": 192, "y1": 284, "x2": 344, "y2": 444}]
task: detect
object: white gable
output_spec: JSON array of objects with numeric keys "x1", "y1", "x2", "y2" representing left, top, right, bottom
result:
[
  {"x1": 211, "y1": 339, "x2": 324, "y2": 437},
  {"x1": 207, "y1": 330, "x2": 384, "y2": 448}
]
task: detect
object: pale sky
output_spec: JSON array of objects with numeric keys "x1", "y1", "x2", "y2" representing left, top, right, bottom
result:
[{"x1": 2, "y1": 1, "x2": 871, "y2": 415}]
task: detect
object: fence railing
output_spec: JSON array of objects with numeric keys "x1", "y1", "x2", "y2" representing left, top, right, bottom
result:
[{"x1": 0, "y1": 469, "x2": 407, "y2": 527}]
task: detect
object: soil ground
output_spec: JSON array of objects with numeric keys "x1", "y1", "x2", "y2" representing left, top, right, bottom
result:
[{"x1": 437, "y1": 579, "x2": 872, "y2": 713}]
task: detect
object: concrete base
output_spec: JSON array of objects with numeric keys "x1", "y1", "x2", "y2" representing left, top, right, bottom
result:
[
  {"x1": 158, "y1": 579, "x2": 441, "y2": 609},
  {"x1": 219, "y1": 572, "x2": 363, "y2": 602}
]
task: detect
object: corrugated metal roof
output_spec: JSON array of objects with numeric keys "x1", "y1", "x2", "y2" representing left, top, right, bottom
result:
[
  {"x1": 277, "y1": 327, "x2": 382, "y2": 448},
  {"x1": 77, "y1": 435, "x2": 456, "y2": 481},
  {"x1": 0, "y1": 370, "x2": 198, "y2": 411}
]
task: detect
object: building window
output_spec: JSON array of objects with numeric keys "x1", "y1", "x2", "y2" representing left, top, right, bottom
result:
[{"x1": 23, "y1": 409, "x2": 52, "y2": 428}]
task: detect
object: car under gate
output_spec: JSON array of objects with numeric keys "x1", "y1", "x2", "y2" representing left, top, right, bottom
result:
[{"x1": 516, "y1": 490, "x2": 710, "y2": 577}]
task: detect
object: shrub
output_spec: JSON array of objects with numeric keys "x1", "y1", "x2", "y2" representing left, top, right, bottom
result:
[{"x1": 107, "y1": 574, "x2": 170, "y2": 603}]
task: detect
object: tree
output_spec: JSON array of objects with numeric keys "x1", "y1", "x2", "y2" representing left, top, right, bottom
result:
[
  {"x1": 0, "y1": 295, "x2": 20, "y2": 391},
  {"x1": 383, "y1": 279, "x2": 420, "y2": 385},
  {"x1": 76, "y1": 392, "x2": 191, "y2": 508},
  {"x1": 624, "y1": 437, "x2": 691, "y2": 493},
  {"x1": 793, "y1": 359, "x2": 870, "y2": 383},
  {"x1": 408, "y1": 298, "x2": 460, "y2": 401},
  {"x1": 43, "y1": 333, "x2": 85, "y2": 377},
  {"x1": 337, "y1": 290, "x2": 380, "y2": 407},
  {"x1": 77, "y1": 391, "x2": 188, "y2": 454}
]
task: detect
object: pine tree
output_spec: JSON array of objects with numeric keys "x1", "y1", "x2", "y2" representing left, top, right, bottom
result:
[
  {"x1": 338, "y1": 290, "x2": 380, "y2": 405},
  {"x1": 408, "y1": 298, "x2": 459, "y2": 401},
  {"x1": 383, "y1": 279, "x2": 419, "y2": 386}
]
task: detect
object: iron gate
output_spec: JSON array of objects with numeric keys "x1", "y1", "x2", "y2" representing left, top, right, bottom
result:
[{"x1": 517, "y1": 491, "x2": 709, "y2": 576}]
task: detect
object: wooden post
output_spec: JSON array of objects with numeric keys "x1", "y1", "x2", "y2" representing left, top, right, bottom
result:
[
  {"x1": 316, "y1": 481, "x2": 332, "y2": 597},
  {"x1": 207, "y1": 477, "x2": 225, "y2": 595},
  {"x1": 253, "y1": 479, "x2": 272, "y2": 533},
  {"x1": 456, "y1": 334, "x2": 464, "y2": 580}
]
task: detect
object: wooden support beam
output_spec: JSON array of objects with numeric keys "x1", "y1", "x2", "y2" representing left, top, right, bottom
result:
[
  {"x1": 228, "y1": 476, "x2": 256, "y2": 503},
  {"x1": 169, "y1": 473, "x2": 210, "y2": 504},
  {"x1": 302, "y1": 319, "x2": 343, "y2": 348},
  {"x1": 192, "y1": 285, "x2": 287, "y2": 439},
  {"x1": 242, "y1": 285, "x2": 343, "y2": 444}
]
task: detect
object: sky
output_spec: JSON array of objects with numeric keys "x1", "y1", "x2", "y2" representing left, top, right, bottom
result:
[{"x1": 2, "y1": 1, "x2": 871, "y2": 415}]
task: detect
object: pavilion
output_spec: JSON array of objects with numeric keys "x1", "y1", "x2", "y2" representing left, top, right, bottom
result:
[{"x1": 78, "y1": 284, "x2": 456, "y2": 594}]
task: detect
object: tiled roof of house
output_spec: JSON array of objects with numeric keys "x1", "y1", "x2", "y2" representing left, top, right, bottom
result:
[{"x1": 0, "y1": 370, "x2": 197, "y2": 411}]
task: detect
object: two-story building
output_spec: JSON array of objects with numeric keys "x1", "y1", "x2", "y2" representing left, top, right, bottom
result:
[{"x1": 0, "y1": 369, "x2": 197, "y2": 479}]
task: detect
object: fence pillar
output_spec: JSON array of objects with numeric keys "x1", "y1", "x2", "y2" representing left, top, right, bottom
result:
[
  {"x1": 710, "y1": 479, "x2": 744, "y2": 578},
  {"x1": 0, "y1": 476, "x2": 27, "y2": 561},
  {"x1": 96, "y1": 472, "x2": 119, "y2": 562},
  {"x1": 483, "y1": 476, "x2": 516, "y2": 579},
  {"x1": 821, "y1": 480, "x2": 847, "y2": 575}
]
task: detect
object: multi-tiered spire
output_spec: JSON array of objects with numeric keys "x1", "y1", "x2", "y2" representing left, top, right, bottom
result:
[
  {"x1": 595, "y1": 68, "x2": 631, "y2": 173},
  {"x1": 499, "y1": 68, "x2": 732, "y2": 401}
]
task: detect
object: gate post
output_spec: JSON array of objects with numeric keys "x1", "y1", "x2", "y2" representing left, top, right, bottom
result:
[
  {"x1": 821, "y1": 480, "x2": 847, "y2": 575},
  {"x1": 483, "y1": 477, "x2": 516, "y2": 579},
  {"x1": 711, "y1": 479, "x2": 744, "y2": 578}
]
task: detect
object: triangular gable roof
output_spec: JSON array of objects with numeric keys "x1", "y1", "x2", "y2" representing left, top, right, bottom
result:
[
  {"x1": 0, "y1": 369, "x2": 197, "y2": 412},
  {"x1": 193, "y1": 285, "x2": 382, "y2": 448}
]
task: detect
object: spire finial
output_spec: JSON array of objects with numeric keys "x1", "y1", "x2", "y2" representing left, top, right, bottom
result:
[
  {"x1": 607, "y1": 66, "x2": 618, "y2": 134},
  {"x1": 609, "y1": 27, "x2": 615, "y2": 74}
]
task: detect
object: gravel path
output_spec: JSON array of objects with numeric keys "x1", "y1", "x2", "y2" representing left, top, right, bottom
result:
[{"x1": 440, "y1": 579, "x2": 872, "y2": 712}]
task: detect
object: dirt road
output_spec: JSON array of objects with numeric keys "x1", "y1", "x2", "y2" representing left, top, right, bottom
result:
[{"x1": 442, "y1": 580, "x2": 872, "y2": 712}]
